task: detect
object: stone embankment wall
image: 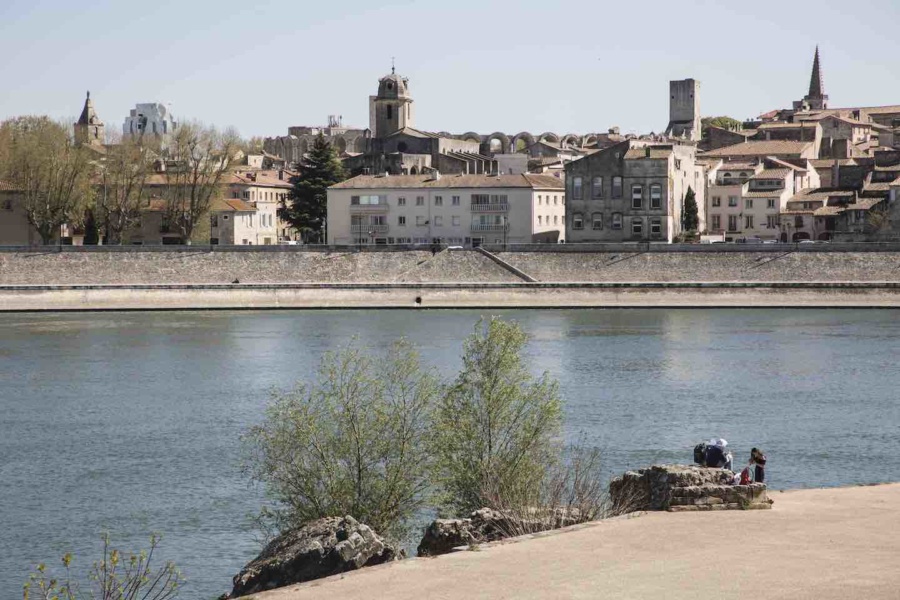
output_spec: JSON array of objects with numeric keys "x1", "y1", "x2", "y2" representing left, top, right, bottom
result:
[{"x1": 609, "y1": 465, "x2": 772, "y2": 512}]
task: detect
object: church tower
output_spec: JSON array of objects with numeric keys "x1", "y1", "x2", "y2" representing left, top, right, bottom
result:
[
  {"x1": 371, "y1": 66, "x2": 414, "y2": 139},
  {"x1": 794, "y1": 47, "x2": 828, "y2": 112},
  {"x1": 74, "y1": 91, "x2": 105, "y2": 146}
]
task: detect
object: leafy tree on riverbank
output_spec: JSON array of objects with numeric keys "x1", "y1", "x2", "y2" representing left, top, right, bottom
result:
[
  {"x1": 430, "y1": 317, "x2": 563, "y2": 515},
  {"x1": 244, "y1": 340, "x2": 439, "y2": 540},
  {"x1": 279, "y1": 133, "x2": 345, "y2": 244},
  {"x1": 682, "y1": 186, "x2": 699, "y2": 233}
]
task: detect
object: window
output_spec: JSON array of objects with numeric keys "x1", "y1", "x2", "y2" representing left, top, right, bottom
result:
[
  {"x1": 538, "y1": 215, "x2": 542, "y2": 225},
  {"x1": 712, "y1": 196, "x2": 721, "y2": 207},
  {"x1": 745, "y1": 215, "x2": 754, "y2": 229},
  {"x1": 728, "y1": 196, "x2": 738, "y2": 207},
  {"x1": 553, "y1": 216, "x2": 558, "y2": 224},
  {"x1": 573, "y1": 177, "x2": 583, "y2": 200},
  {"x1": 210, "y1": 214, "x2": 218, "y2": 228},
  {"x1": 452, "y1": 196, "x2": 460, "y2": 206},
  {"x1": 387, "y1": 105, "x2": 393, "y2": 119},
  {"x1": 452, "y1": 216, "x2": 460, "y2": 226},
  {"x1": 767, "y1": 215, "x2": 778, "y2": 229},
  {"x1": 554, "y1": 196, "x2": 558, "y2": 205},
  {"x1": 631, "y1": 218, "x2": 643, "y2": 235},
  {"x1": 592, "y1": 176, "x2": 603, "y2": 198},
  {"x1": 591, "y1": 212, "x2": 603, "y2": 230},
  {"x1": 572, "y1": 213, "x2": 584, "y2": 229},
  {"x1": 537, "y1": 195, "x2": 542, "y2": 205},
  {"x1": 612, "y1": 176, "x2": 623, "y2": 198},
  {"x1": 745, "y1": 198, "x2": 753, "y2": 209},
  {"x1": 612, "y1": 212, "x2": 623, "y2": 230},
  {"x1": 471, "y1": 194, "x2": 490, "y2": 206},
  {"x1": 398, "y1": 197, "x2": 406, "y2": 206},
  {"x1": 398, "y1": 216, "x2": 406, "y2": 226},
  {"x1": 631, "y1": 184, "x2": 643, "y2": 209},
  {"x1": 711, "y1": 214, "x2": 721, "y2": 230},
  {"x1": 416, "y1": 216, "x2": 427, "y2": 226},
  {"x1": 650, "y1": 218, "x2": 661, "y2": 235},
  {"x1": 416, "y1": 196, "x2": 424, "y2": 206},
  {"x1": 767, "y1": 199, "x2": 776, "y2": 209},
  {"x1": 794, "y1": 216, "x2": 804, "y2": 228},
  {"x1": 728, "y1": 215, "x2": 739, "y2": 231},
  {"x1": 434, "y1": 216, "x2": 443, "y2": 226},
  {"x1": 351, "y1": 195, "x2": 385, "y2": 205},
  {"x1": 650, "y1": 184, "x2": 662, "y2": 209},
  {"x1": 435, "y1": 196, "x2": 443, "y2": 206}
]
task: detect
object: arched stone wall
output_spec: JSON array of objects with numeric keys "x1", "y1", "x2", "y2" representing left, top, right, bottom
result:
[
  {"x1": 459, "y1": 131, "x2": 482, "y2": 144},
  {"x1": 560, "y1": 133, "x2": 582, "y2": 148},
  {"x1": 512, "y1": 131, "x2": 536, "y2": 153},
  {"x1": 539, "y1": 131, "x2": 560, "y2": 143},
  {"x1": 486, "y1": 132, "x2": 511, "y2": 154}
]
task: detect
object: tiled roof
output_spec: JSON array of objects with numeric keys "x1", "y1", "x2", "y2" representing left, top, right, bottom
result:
[
  {"x1": 743, "y1": 190, "x2": 785, "y2": 198},
  {"x1": 702, "y1": 140, "x2": 812, "y2": 158},
  {"x1": 330, "y1": 173, "x2": 564, "y2": 190},
  {"x1": 228, "y1": 170, "x2": 294, "y2": 188},
  {"x1": 387, "y1": 127, "x2": 442, "y2": 140},
  {"x1": 750, "y1": 169, "x2": 791, "y2": 180},
  {"x1": 715, "y1": 161, "x2": 759, "y2": 171},
  {"x1": 790, "y1": 188, "x2": 856, "y2": 202},
  {"x1": 623, "y1": 147, "x2": 673, "y2": 160},
  {"x1": 808, "y1": 159, "x2": 858, "y2": 168},
  {"x1": 756, "y1": 122, "x2": 812, "y2": 129},
  {"x1": 143, "y1": 196, "x2": 257, "y2": 212}
]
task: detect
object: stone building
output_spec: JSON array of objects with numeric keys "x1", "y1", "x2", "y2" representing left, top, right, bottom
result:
[
  {"x1": 74, "y1": 91, "x2": 105, "y2": 147},
  {"x1": 564, "y1": 140, "x2": 705, "y2": 243},
  {"x1": 326, "y1": 173, "x2": 565, "y2": 246},
  {"x1": 665, "y1": 79, "x2": 701, "y2": 141}
]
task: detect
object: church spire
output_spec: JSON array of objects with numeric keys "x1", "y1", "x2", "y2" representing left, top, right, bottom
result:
[
  {"x1": 808, "y1": 45, "x2": 824, "y2": 98},
  {"x1": 74, "y1": 90, "x2": 104, "y2": 146}
]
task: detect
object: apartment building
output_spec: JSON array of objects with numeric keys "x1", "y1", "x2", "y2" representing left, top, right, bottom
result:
[
  {"x1": 564, "y1": 140, "x2": 705, "y2": 243},
  {"x1": 326, "y1": 173, "x2": 565, "y2": 246}
]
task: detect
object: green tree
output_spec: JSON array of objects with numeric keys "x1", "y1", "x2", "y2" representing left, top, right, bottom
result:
[
  {"x1": 23, "y1": 534, "x2": 182, "y2": 600},
  {"x1": 279, "y1": 133, "x2": 345, "y2": 244},
  {"x1": 82, "y1": 209, "x2": 100, "y2": 245},
  {"x1": 0, "y1": 116, "x2": 94, "y2": 244},
  {"x1": 244, "y1": 340, "x2": 439, "y2": 540},
  {"x1": 682, "y1": 186, "x2": 699, "y2": 233},
  {"x1": 701, "y1": 116, "x2": 743, "y2": 133},
  {"x1": 430, "y1": 317, "x2": 563, "y2": 515}
]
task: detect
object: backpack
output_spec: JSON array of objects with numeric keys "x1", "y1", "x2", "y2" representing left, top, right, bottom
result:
[
  {"x1": 740, "y1": 467, "x2": 752, "y2": 485},
  {"x1": 693, "y1": 442, "x2": 708, "y2": 465}
]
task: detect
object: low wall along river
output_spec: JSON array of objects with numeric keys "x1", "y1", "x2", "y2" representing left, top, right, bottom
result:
[{"x1": 4, "y1": 244, "x2": 900, "y2": 309}]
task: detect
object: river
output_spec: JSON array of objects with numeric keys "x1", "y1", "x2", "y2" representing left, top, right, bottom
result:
[{"x1": 2, "y1": 309, "x2": 899, "y2": 598}]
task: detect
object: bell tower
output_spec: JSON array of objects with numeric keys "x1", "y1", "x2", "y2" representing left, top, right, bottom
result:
[
  {"x1": 371, "y1": 65, "x2": 414, "y2": 139},
  {"x1": 74, "y1": 91, "x2": 105, "y2": 146}
]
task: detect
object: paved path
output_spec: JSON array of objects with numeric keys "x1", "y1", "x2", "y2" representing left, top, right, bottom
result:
[{"x1": 245, "y1": 483, "x2": 900, "y2": 600}]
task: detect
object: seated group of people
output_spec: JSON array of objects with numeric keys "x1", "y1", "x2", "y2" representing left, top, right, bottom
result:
[{"x1": 702, "y1": 438, "x2": 766, "y2": 483}]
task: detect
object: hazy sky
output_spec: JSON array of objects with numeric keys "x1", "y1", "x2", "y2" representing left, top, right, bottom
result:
[{"x1": 2, "y1": 0, "x2": 898, "y2": 139}]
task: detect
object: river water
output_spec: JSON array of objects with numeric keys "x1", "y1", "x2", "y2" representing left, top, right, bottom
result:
[{"x1": 2, "y1": 309, "x2": 899, "y2": 598}]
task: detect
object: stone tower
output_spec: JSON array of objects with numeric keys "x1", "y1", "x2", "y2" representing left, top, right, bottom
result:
[
  {"x1": 805, "y1": 46, "x2": 828, "y2": 110},
  {"x1": 74, "y1": 91, "x2": 104, "y2": 146},
  {"x1": 665, "y1": 79, "x2": 701, "y2": 141},
  {"x1": 371, "y1": 67, "x2": 414, "y2": 139}
]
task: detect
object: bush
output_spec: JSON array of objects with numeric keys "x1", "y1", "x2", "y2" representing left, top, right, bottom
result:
[
  {"x1": 430, "y1": 317, "x2": 563, "y2": 515},
  {"x1": 244, "y1": 340, "x2": 440, "y2": 541},
  {"x1": 23, "y1": 534, "x2": 182, "y2": 600}
]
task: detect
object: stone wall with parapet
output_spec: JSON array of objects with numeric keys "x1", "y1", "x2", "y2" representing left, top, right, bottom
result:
[{"x1": 609, "y1": 465, "x2": 772, "y2": 512}]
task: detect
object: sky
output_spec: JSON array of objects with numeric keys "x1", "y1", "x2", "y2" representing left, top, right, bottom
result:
[{"x1": 1, "y1": 0, "x2": 898, "y2": 140}]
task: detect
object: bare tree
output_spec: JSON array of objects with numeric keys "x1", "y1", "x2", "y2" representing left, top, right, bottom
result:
[
  {"x1": 0, "y1": 116, "x2": 94, "y2": 244},
  {"x1": 95, "y1": 133, "x2": 158, "y2": 244},
  {"x1": 158, "y1": 122, "x2": 240, "y2": 244}
]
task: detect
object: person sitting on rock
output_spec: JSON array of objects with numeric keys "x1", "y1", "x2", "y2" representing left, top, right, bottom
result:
[
  {"x1": 750, "y1": 447, "x2": 767, "y2": 483},
  {"x1": 704, "y1": 438, "x2": 733, "y2": 471}
]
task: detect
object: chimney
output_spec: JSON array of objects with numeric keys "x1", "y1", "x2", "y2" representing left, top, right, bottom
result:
[
  {"x1": 434, "y1": 170, "x2": 441, "y2": 181},
  {"x1": 278, "y1": 169, "x2": 284, "y2": 180}
]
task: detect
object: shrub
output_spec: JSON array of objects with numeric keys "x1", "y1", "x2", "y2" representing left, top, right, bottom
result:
[
  {"x1": 244, "y1": 340, "x2": 440, "y2": 541},
  {"x1": 23, "y1": 534, "x2": 182, "y2": 600}
]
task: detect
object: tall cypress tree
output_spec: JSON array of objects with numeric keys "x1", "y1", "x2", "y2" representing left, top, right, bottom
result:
[
  {"x1": 279, "y1": 133, "x2": 346, "y2": 243},
  {"x1": 682, "y1": 186, "x2": 699, "y2": 232}
]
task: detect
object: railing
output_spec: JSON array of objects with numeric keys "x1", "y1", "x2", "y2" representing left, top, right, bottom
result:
[
  {"x1": 470, "y1": 203, "x2": 509, "y2": 212},
  {"x1": 351, "y1": 224, "x2": 389, "y2": 234},
  {"x1": 349, "y1": 203, "x2": 389, "y2": 212},
  {"x1": 471, "y1": 223, "x2": 509, "y2": 232}
]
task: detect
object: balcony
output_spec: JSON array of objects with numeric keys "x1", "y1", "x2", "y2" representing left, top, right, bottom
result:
[
  {"x1": 351, "y1": 224, "x2": 389, "y2": 234},
  {"x1": 470, "y1": 203, "x2": 509, "y2": 212},
  {"x1": 349, "y1": 203, "x2": 389, "y2": 212},
  {"x1": 471, "y1": 223, "x2": 509, "y2": 232}
]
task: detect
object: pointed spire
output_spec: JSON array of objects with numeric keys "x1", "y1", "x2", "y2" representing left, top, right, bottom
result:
[
  {"x1": 77, "y1": 90, "x2": 102, "y2": 126},
  {"x1": 808, "y1": 45, "x2": 824, "y2": 98},
  {"x1": 391, "y1": 56, "x2": 396, "y2": 75}
]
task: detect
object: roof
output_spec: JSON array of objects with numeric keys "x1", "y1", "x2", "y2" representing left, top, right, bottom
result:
[
  {"x1": 715, "y1": 161, "x2": 758, "y2": 171},
  {"x1": 791, "y1": 188, "x2": 856, "y2": 202},
  {"x1": 228, "y1": 170, "x2": 293, "y2": 188},
  {"x1": 756, "y1": 122, "x2": 813, "y2": 130},
  {"x1": 329, "y1": 173, "x2": 564, "y2": 190},
  {"x1": 143, "y1": 196, "x2": 257, "y2": 213},
  {"x1": 623, "y1": 147, "x2": 673, "y2": 160},
  {"x1": 743, "y1": 190, "x2": 785, "y2": 198},
  {"x1": 387, "y1": 127, "x2": 442, "y2": 140},
  {"x1": 702, "y1": 140, "x2": 813, "y2": 158},
  {"x1": 809, "y1": 159, "x2": 858, "y2": 168},
  {"x1": 750, "y1": 169, "x2": 791, "y2": 180}
]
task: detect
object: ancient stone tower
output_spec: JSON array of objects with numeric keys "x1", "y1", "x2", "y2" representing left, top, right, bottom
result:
[
  {"x1": 74, "y1": 91, "x2": 104, "y2": 147},
  {"x1": 805, "y1": 46, "x2": 828, "y2": 110},
  {"x1": 371, "y1": 67, "x2": 414, "y2": 138},
  {"x1": 666, "y1": 79, "x2": 701, "y2": 141}
]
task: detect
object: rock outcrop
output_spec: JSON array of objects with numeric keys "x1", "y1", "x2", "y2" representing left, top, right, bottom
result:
[
  {"x1": 609, "y1": 464, "x2": 772, "y2": 512},
  {"x1": 228, "y1": 516, "x2": 400, "y2": 598},
  {"x1": 417, "y1": 508, "x2": 582, "y2": 557}
]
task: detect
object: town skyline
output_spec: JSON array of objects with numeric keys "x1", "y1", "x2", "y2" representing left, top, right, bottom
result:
[{"x1": 1, "y1": 0, "x2": 899, "y2": 138}]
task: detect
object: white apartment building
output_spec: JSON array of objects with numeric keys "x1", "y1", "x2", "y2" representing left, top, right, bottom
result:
[
  {"x1": 327, "y1": 173, "x2": 566, "y2": 246},
  {"x1": 225, "y1": 170, "x2": 294, "y2": 243},
  {"x1": 705, "y1": 157, "x2": 819, "y2": 240},
  {"x1": 123, "y1": 103, "x2": 178, "y2": 144}
]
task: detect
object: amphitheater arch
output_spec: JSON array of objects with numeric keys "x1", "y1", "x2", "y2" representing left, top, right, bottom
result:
[
  {"x1": 560, "y1": 133, "x2": 582, "y2": 148},
  {"x1": 334, "y1": 137, "x2": 347, "y2": 153},
  {"x1": 486, "y1": 132, "x2": 511, "y2": 154},
  {"x1": 583, "y1": 134, "x2": 599, "y2": 147},
  {"x1": 512, "y1": 131, "x2": 536, "y2": 153},
  {"x1": 460, "y1": 131, "x2": 482, "y2": 144},
  {"x1": 538, "y1": 131, "x2": 560, "y2": 143}
]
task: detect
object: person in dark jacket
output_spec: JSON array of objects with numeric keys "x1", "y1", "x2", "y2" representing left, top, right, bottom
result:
[
  {"x1": 750, "y1": 448, "x2": 767, "y2": 483},
  {"x1": 704, "y1": 438, "x2": 733, "y2": 470}
]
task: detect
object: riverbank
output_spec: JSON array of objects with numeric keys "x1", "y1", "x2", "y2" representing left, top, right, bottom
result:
[{"x1": 240, "y1": 483, "x2": 900, "y2": 600}]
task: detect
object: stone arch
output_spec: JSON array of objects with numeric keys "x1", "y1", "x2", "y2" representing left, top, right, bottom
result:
[
  {"x1": 583, "y1": 134, "x2": 599, "y2": 147},
  {"x1": 817, "y1": 231, "x2": 832, "y2": 241},
  {"x1": 512, "y1": 131, "x2": 536, "y2": 153},
  {"x1": 459, "y1": 131, "x2": 482, "y2": 144},
  {"x1": 298, "y1": 138, "x2": 309, "y2": 156},
  {"x1": 437, "y1": 131, "x2": 452, "y2": 138},
  {"x1": 334, "y1": 137, "x2": 347, "y2": 154},
  {"x1": 409, "y1": 166, "x2": 418, "y2": 175},
  {"x1": 354, "y1": 136, "x2": 367, "y2": 153},
  {"x1": 792, "y1": 231, "x2": 810, "y2": 242},
  {"x1": 560, "y1": 133, "x2": 582, "y2": 149},
  {"x1": 486, "y1": 132, "x2": 511, "y2": 154},
  {"x1": 538, "y1": 131, "x2": 560, "y2": 143}
]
